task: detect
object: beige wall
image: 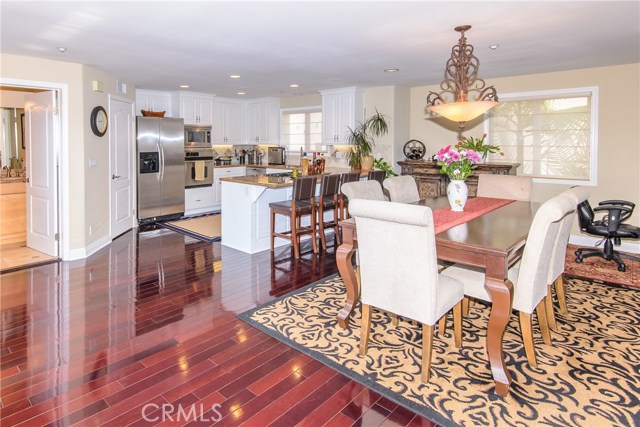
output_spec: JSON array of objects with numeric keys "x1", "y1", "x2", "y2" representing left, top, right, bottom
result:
[
  {"x1": 0, "y1": 54, "x2": 135, "y2": 255},
  {"x1": 279, "y1": 94, "x2": 321, "y2": 109},
  {"x1": 410, "y1": 63, "x2": 640, "y2": 227}
]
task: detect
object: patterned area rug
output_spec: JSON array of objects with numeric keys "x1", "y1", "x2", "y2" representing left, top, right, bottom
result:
[
  {"x1": 160, "y1": 214, "x2": 221, "y2": 243},
  {"x1": 238, "y1": 274, "x2": 640, "y2": 427},
  {"x1": 565, "y1": 244, "x2": 640, "y2": 288}
]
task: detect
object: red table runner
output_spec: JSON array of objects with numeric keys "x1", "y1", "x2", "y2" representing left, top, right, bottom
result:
[{"x1": 433, "y1": 197, "x2": 514, "y2": 235}]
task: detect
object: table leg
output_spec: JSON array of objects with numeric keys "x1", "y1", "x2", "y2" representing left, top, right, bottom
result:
[
  {"x1": 336, "y1": 225, "x2": 358, "y2": 329},
  {"x1": 484, "y1": 257, "x2": 514, "y2": 396}
]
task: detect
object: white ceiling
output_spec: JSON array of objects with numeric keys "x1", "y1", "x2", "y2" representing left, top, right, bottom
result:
[{"x1": 2, "y1": 1, "x2": 639, "y2": 98}]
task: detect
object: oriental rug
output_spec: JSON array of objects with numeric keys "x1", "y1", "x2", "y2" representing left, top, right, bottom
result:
[
  {"x1": 238, "y1": 274, "x2": 640, "y2": 427},
  {"x1": 160, "y1": 213, "x2": 221, "y2": 243}
]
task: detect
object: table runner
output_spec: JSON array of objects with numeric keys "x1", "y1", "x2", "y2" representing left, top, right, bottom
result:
[{"x1": 433, "y1": 197, "x2": 514, "y2": 235}]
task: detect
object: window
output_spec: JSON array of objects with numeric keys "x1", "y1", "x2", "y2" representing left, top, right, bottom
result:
[
  {"x1": 281, "y1": 107, "x2": 322, "y2": 153},
  {"x1": 486, "y1": 87, "x2": 598, "y2": 185}
]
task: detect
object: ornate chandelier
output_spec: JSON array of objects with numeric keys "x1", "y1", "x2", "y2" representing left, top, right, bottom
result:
[{"x1": 427, "y1": 25, "x2": 499, "y2": 129}]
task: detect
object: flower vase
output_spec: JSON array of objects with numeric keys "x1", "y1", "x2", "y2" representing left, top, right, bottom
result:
[{"x1": 447, "y1": 180, "x2": 468, "y2": 212}]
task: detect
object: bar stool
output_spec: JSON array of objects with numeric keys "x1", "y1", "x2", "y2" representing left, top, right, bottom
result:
[
  {"x1": 367, "y1": 170, "x2": 386, "y2": 186},
  {"x1": 269, "y1": 175, "x2": 318, "y2": 259},
  {"x1": 338, "y1": 172, "x2": 360, "y2": 221},
  {"x1": 315, "y1": 174, "x2": 341, "y2": 250}
]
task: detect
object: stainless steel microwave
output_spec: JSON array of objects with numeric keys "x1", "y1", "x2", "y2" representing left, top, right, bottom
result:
[{"x1": 185, "y1": 125, "x2": 211, "y2": 148}]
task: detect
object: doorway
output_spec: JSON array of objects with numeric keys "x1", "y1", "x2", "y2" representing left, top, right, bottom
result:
[{"x1": 0, "y1": 84, "x2": 61, "y2": 271}]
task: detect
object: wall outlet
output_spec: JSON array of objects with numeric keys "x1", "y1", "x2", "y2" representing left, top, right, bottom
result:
[{"x1": 89, "y1": 225, "x2": 93, "y2": 236}]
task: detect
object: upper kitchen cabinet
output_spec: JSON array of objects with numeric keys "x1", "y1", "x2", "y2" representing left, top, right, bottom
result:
[
  {"x1": 320, "y1": 87, "x2": 364, "y2": 145},
  {"x1": 246, "y1": 98, "x2": 280, "y2": 145},
  {"x1": 172, "y1": 92, "x2": 215, "y2": 126},
  {"x1": 212, "y1": 99, "x2": 244, "y2": 145},
  {"x1": 135, "y1": 90, "x2": 172, "y2": 116}
]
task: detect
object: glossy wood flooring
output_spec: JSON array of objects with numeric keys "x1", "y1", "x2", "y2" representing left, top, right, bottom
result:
[{"x1": 0, "y1": 228, "x2": 438, "y2": 427}]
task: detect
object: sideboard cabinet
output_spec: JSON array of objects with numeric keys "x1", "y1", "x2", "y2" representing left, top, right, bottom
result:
[{"x1": 397, "y1": 161, "x2": 520, "y2": 199}]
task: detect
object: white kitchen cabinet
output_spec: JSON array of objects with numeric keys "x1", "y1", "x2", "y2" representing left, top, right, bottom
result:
[
  {"x1": 246, "y1": 98, "x2": 280, "y2": 144},
  {"x1": 185, "y1": 186, "x2": 216, "y2": 216},
  {"x1": 172, "y1": 92, "x2": 215, "y2": 126},
  {"x1": 320, "y1": 87, "x2": 364, "y2": 145},
  {"x1": 213, "y1": 167, "x2": 245, "y2": 206},
  {"x1": 135, "y1": 90, "x2": 172, "y2": 116},
  {"x1": 212, "y1": 99, "x2": 244, "y2": 145}
]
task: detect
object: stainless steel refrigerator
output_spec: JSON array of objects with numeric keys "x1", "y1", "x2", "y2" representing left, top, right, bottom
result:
[{"x1": 136, "y1": 117, "x2": 185, "y2": 223}]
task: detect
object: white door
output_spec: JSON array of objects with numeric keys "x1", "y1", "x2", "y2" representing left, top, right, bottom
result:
[
  {"x1": 109, "y1": 97, "x2": 135, "y2": 238},
  {"x1": 25, "y1": 91, "x2": 58, "y2": 256}
]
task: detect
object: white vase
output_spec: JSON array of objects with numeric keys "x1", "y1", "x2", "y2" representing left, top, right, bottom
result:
[{"x1": 447, "y1": 180, "x2": 468, "y2": 212}]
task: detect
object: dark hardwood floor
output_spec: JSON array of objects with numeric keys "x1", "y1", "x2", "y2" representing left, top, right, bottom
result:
[{"x1": 0, "y1": 228, "x2": 438, "y2": 426}]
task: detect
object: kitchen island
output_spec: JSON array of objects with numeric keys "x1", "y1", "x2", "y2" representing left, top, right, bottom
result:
[{"x1": 220, "y1": 171, "x2": 353, "y2": 254}]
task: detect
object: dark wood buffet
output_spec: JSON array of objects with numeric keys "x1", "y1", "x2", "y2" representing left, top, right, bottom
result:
[{"x1": 397, "y1": 160, "x2": 520, "y2": 199}]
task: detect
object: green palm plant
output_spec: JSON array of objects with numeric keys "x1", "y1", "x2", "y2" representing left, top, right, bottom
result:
[{"x1": 346, "y1": 110, "x2": 389, "y2": 169}]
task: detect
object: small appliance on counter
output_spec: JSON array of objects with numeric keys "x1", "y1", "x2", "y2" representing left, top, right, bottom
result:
[{"x1": 268, "y1": 146, "x2": 286, "y2": 165}]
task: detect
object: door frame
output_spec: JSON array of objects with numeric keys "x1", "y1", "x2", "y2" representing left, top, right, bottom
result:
[
  {"x1": 1, "y1": 78, "x2": 68, "y2": 260},
  {"x1": 108, "y1": 94, "x2": 136, "y2": 238}
]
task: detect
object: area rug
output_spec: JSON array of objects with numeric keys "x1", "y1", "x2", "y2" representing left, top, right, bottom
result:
[
  {"x1": 565, "y1": 244, "x2": 639, "y2": 288},
  {"x1": 238, "y1": 274, "x2": 640, "y2": 427},
  {"x1": 160, "y1": 214, "x2": 221, "y2": 243}
]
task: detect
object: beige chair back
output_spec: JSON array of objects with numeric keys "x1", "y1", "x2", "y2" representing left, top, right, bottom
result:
[
  {"x1": 477, "y1": 174, "x2": 532, "y2": 201},
  {"x1": 341, "y1": 180, "x2": 386, "y2": 202},
  {"x1": 383, "y1": 175, "x2": 420, "y2": 203},
  {"x1": 349, "y1": 199, "x2": 463, "y2": 325}
]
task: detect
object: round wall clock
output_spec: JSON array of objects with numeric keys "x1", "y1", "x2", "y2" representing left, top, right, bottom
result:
[{"x1": 90, "y1": 106, "x2": 108, "y2": 137}]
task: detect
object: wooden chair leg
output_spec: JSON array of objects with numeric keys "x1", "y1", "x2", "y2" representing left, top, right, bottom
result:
[
  {"x1": 536, "y1": 300, "x2": 552, "y2": 345},
  {"x1": 291, "y1": 211, "x2": 299, "y2": 259},
  {"x1": 545, "y1": 285, "x2": 558, "y2": 332},
  {"x1": 555, "y1": 275, "x2": 568, "y2": 314},
  {"x1": 453, "y1": 300, "x2": 462, "y2": 348},
  {"x1": 310, "y1": 209, "x2": 318, "y2": 254},
  {"x1": 462, "y1": 297, "x2": 470, "y2": 317},
  {"x1": 421, "y1": 324, "x2": 434, "y2": 383},
  {"x1": 518, "y1": 311, "x2": 537, "y2": 367},
  {"x1": 389, "y1": 312, "x2": 399, "y2": 326},
  {"x1": 437, "y1": 314, "x2": 446, "y2": 336},
  {"x1": 360, "y1": 304, "x2": 372, "y2": 356},
  {"x1": 270, "y1": 208, "x2": 275, "y2": 251},
  {"x1": 318, "y1": 207, "x2": 327, "y2": 251}
]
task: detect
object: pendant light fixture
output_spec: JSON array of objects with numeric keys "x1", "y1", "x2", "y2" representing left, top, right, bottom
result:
[{"x1": 427, "y1": 25, "x2": 499, "y2": 129}]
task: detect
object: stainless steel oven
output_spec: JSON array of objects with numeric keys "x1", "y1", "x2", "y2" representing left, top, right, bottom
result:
[{"x1": 185, "y1": 148, "x2": 214, "y2": 188}]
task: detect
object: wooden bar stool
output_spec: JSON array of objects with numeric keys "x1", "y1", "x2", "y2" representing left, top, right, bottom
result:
[
  {"x1": 269, "y1": 175, "x2": 318, "y2": 259},
  {"x1": 338, "y1": 172, "x2": 360, "y2": 221},
  {"x1": 315, "y1": 174, "x2": 341, "y2": 250},
  {"x1": 367, "y1": 169, "x2": 386, "y2": 186}
]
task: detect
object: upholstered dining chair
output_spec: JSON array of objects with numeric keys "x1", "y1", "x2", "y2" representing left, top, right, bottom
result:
[
  {"x1": 314, "y1": 174, "x2": 341, "y2": 250},
  {"x1": 269, "y1": 175, "x2": 318, "y2": 259},
  {"x1": 544, "y1": 187, "x2": 591, "y2": 330},
  {"x1": 338, "y1": 172, "x2": 361, "y2": 221},
  {"x1": 383, "y1": 175, "x2": 420, "y2": 203},
  {"x1": 349, "y1": 199, "x2": 464, "y2": 383},
  {"x1": 476, "y1": 174, "x2": 532, "y2": 201},
  {"x1": 441, "y1": 194, "x2": 575, "y2": 367}
]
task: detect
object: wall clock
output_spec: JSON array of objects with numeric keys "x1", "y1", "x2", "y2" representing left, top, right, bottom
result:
[{"x1": 90, "y1": 106, "x2": 108, "y2": 137}]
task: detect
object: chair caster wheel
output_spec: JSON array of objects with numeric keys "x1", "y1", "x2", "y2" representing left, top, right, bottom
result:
[
  {"x1": 618, "y1": 265, "x2": 626, "y2": 272},
  {"x1": 575, "y1": 257, "x2": 583, "y2": 263},
  {"x1": 574, "y1": 250, "x2": 582, "y2": 256}
]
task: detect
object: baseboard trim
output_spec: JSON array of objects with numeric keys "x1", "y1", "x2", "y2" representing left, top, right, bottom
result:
[{"x1": 569, "y1": 234, "x2": 640, "y2": 254}]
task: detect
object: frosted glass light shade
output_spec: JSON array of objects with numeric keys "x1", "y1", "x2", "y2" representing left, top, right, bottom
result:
[{"x1": 429, "y1": 100, "x2": 499, "y2": 123}]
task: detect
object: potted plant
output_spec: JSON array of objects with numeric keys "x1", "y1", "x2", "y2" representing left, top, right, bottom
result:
[
  {"x1": 456, "y1": 133, "x2": 503, "y2": 162},
  {"x1": 346, "y1": 110, "x2": 389, "y2": 171}
]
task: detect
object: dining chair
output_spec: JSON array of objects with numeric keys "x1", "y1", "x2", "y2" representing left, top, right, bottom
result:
[
  {"x1": 545, "y1": 186, "x2": 590, "y2": 330},
  {"x1": 349, "y1": 199, "x2": 464, "y2": 383},
  {"x1": 476, "y1": 174, "x2": 532, "y2": 201},
  {"x1": 269, "y1": 175, "x2": 318, "y2": 259},
  {"x1": 367, "y1": 169, "x2": 386, "y2": 186},
  {"x1": 338, "y1": 172, "x2": 361, "y2": 221},
  {"x1": 383, "y1": 175, "x2": 420, "y2": 203},
  {"x1": 314, "y1": 173, "x2": 341, "y2": 250},
  {"x1": 441, "y1": 194, "x2": 575, "y2": 367}
]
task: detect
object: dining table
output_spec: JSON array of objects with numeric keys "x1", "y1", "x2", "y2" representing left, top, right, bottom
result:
[{"x1": 335, "y1": 196, "x2": 539, "y2": 397}]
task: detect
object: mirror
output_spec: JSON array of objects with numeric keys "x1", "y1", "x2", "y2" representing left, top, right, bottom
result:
[{"x1": 0, "y1": 107, "x2": 25, "y2": 168}]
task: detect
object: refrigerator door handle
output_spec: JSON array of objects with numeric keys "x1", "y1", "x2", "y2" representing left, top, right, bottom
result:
[{"x1": 157, "y1": 140, "x2": 164, "y2": 182}]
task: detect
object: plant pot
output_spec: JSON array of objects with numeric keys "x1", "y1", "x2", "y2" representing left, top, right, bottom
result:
[{"x1": 360, "y1": 155, "x2": 375, "y2": 172}]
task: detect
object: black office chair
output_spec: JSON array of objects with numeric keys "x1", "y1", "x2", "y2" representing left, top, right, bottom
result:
[{"x1": 575, "y1": 199, "x2": 640, "y2": 272}]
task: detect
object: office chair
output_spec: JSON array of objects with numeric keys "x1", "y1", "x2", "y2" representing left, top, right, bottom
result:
[{"x1": 575, "y1": 199, "x2": 640, "y2": 272}]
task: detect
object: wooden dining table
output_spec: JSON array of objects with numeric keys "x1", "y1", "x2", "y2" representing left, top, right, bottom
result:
[{"x1": 335, "y1": 196, "x2": 539, "y2": 397}]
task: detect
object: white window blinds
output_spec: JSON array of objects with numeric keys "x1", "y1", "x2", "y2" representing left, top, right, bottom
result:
[{"x1": 281, "y1": 109, "x2": 322, "y2": 152}]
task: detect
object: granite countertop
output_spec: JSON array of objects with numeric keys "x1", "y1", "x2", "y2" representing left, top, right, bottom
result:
[
  {"x1": 219, "y1": 168, "x2": 368, "y2": 188},
  {"x1": 212, "y1": 163, "x2": 299, "y2": 169}
]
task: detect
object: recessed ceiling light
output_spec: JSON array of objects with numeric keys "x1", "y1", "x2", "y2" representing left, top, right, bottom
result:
[
  {"x1": 489, "y1": 44, "x2": 500, "y2": 50},
  {"x1": 180, "y1": 84, "x2": 190, "y2": 88},
  {"x1": 229, "y1": 75, "x2": 241, "y2": 79},
  {"x1": 384, "y1": 68, "x2": 399, "y2": 73},
  {"x1": 237, "y1": 91, "x2": 246, "y2": 95},
  {"x1": 57, "y1": 47, "x2": 67, "y2": 53},
  {"x1": 289, "y1": 84, "x2": 300, "y2": 88}
]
